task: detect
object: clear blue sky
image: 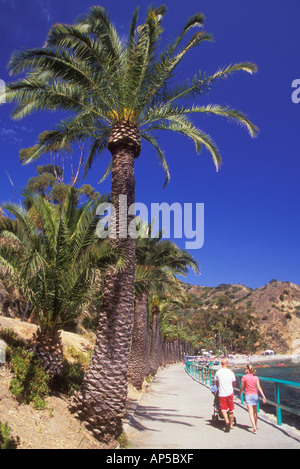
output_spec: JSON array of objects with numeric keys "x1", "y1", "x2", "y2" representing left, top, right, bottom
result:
[{"x1": 0, "y1": 0, "x2": 300, "y2": 289}]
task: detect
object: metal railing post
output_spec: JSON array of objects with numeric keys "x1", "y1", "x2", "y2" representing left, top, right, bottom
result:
[{"x1": 274, "y1": 382, "x2": 282, "y2": 426}]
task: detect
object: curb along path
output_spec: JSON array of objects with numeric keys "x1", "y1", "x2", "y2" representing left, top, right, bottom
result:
[{"x1": 125, "y1": 363, "x2": 300, "y2": 449}]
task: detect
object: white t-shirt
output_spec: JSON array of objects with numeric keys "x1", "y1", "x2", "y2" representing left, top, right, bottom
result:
[{"x1": 215, "y1": 368, "x2": 236, "y2": 397}]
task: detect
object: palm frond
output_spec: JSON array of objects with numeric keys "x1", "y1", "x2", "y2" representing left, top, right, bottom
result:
[
  {"x1": 6, "y1": 78, "x2": 102, "y2": 120},
  {"x1": 147, "y1": 116, "x2": 222, "y2": 170},
  {"x1": 84, "y1": 134, "x2": 110, "y2": 176},
  {"x1": 0, "y1": 188, "x2": 115, "y2": 333},
  {"x1": 139, "y1": 11, "x2": 211, "y2": 108},
  {"x1": 187, "y1": 104, "x2": 258, "y2": 137},
  {"x1": 80, "y1": 5, "x2": 124, "y2": 64},
  {"x1": 159, "y1": 62, "x2": 257, "y2": 106},
  {"x1": 140, "y1": 102, "x2": 258, "y2": 138},
  {"x1": 141, "y1": 131, "x2": 170, "y2": 188}
]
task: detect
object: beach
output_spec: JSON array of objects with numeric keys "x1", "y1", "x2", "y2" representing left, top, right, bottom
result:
[
  {"x1": 227, "y1": 353, "x2": 300, "y2": 368},
  {"x1": 190, "y1": 353, "x2": 300, "y2": 431},
  {"x1": 190, "y1": 352, "x2": 300, "y2": 369}
]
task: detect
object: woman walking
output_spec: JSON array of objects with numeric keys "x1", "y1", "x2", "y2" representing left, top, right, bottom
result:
[{"x1": 240, "y1": 365, "x2": 266, "y2": 433}]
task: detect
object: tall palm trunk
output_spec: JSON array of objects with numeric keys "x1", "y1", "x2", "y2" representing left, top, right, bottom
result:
[
  {"x1": 149, "y1": 304, "x2": 163, "y2": 376},
  {"x1": 162, "y1": 338, "x2": 167, "y2": 366},
  {"x1": 128, "y1": 293, "x2": 150, "y2": 390},
  {"x1": 72, "y1": 131, "x2": 139, "y2": 441}
]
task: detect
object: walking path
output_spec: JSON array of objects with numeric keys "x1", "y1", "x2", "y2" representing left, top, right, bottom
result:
[{"x1": 125, "y1": 364, "x2": 300, "y2": 449}]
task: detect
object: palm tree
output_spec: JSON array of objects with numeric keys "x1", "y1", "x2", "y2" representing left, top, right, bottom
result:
[
  {"x1": 129, "y1": 228, "x2": 199, "y2": 389},
  {"x1": 149, "y1": 295, "x2": 164, "y2": 376},
  {"x1": 5, "y1": 5, "x2": 258, "y2": 440},
  {"x1": 160, "y1": 307, "x2": 200, "y2": 365},
  {"x1": 0, "y1": 189, "x2": 113, "y2": 377},
  {"x1": 149, "y1": 287, "x2": 185, "y2": 376}
]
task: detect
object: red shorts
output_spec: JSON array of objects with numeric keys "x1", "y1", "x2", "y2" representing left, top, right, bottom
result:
[{"x1": 219, "y1": 394, "x2": 235, "y2": 412}]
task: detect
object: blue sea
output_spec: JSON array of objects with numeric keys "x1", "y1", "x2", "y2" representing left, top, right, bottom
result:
[{"x1": 235, "y1": 361, "x2": 300, "y2": 430}]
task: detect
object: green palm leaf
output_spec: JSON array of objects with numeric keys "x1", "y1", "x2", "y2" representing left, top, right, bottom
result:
[
  {"x1": 6, "y1": 5, "x2": 257, "y2": 184},
  {"x1": 0, "y1": 188, "x2": 114, "y2": 334}
]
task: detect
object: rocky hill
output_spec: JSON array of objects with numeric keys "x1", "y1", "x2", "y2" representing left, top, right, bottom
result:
[{"x1": 182, "y1": 280, "x2": 300, "y2": 354}]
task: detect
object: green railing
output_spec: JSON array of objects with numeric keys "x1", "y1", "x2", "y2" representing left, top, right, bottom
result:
[{"x1": 185, "y1": 361, "x2": 300, "y2": 427}]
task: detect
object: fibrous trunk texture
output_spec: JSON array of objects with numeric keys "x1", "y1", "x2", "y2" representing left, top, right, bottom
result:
[
  {"x1": 128, "y1": 293, "x2": 150, "y2": 390},
  {"x1": 31, "y1": 328, "x2": 64, "y2": 379},
  {"x1": 71, "y1": 129, "x2": 139, "y2": 442},
  {"x1": 149, "y1": 305, "x2": 163, "y2": 376}
]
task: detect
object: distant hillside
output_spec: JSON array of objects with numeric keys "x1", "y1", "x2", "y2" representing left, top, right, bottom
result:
[
  {"x1": 1, "y1": 277, "x2": 300, "y2": 355},
  {"x1": 182, "y1": 280, "x2": 300, "y2": 354}
]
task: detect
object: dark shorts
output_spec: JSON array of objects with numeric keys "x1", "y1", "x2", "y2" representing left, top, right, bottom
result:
[{"x1": 219, "y1": 394, "x2": 235, "y2": 412}]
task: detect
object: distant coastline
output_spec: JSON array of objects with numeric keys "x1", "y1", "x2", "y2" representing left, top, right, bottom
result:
[{"x1": 228, "y1": 353, "x2": 300, "y2": 368}]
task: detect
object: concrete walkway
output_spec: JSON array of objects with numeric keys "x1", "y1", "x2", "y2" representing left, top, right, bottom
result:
[{"x1": 125, "y1": 364, "x2": 300, "y2": 449}]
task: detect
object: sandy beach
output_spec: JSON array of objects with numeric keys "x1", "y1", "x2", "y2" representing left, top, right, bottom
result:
[
  {"x1": 188, "y1": 353, "x2": 300, "y2": 370},
  {"x1": 227, "y1": 353, "x2": 300, "y2": 368}
]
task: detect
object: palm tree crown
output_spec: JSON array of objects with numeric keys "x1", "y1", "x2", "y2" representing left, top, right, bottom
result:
[{"x1": 6, "y1": 5, "x2": 257, "y2": 184}]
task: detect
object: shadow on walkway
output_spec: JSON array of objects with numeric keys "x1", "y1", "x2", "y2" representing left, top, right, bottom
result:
[{"x1": 125, "y1": 364, "x2": 300, "y2": 449}]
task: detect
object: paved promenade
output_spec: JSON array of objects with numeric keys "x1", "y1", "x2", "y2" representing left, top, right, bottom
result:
[{"x1": 125, "y1": 364, "x2": 300, "y2": 449}]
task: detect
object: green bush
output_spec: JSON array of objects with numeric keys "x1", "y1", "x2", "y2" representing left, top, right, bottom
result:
[
  {"x1": 9, "y1": 347, "x2": 49, "y2": 409},
  {"x1": 53, "y1": 358, "x2": 85, "y2": 396},
  {"x1": 0, "y1": 421, "x2": 19, "y2": 449}
]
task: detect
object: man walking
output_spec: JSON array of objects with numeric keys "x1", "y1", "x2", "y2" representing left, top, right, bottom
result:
[{"x1": 215, "y1": 358, "x2": 236, "y2": 432}]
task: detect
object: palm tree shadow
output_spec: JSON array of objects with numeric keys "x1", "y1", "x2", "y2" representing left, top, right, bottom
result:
[
  {"x1": 130, "y1": 415, "x2": 153, "y2": 432},
  {"x1": 128, "y1": 404, "x2": 203, "y2": 433}
]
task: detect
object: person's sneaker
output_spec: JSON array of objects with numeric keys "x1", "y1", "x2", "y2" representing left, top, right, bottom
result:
[{"x1": 225, "y1": 423, "x2": 230, "y2": 433}]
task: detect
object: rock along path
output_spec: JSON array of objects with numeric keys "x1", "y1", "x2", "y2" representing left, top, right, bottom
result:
[{"x1": 125, "y1": 363, "x2": 300, "y2": 449}]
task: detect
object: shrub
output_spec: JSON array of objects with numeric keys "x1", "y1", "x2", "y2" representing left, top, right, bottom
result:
[
  {"x1": 9, "y1": 347, "x2": 49, "y2": 409},
  {"x1": 53, "y1": 358, "x2": 85, "y2": 396},
  {"x1": 53, "y1": 346, "x2": 91, "y2": 396},
  {"x1": 0, "y1": 421, "x2": 19, "y2": 449}
]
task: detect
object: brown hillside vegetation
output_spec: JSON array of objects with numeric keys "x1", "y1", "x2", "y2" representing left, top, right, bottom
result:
[
  {"x1": 0, "y1": 314, "x2": 141, "y2": 449},
  {"x1": 0, "y1": 316, "x2": 119, "y2": 449},
  {"x1": 0, "y1": 365, "x2": 113, "y2": 449},
  {"x1": 239, "y1": 281, "x2": 300, "y2": 354}
]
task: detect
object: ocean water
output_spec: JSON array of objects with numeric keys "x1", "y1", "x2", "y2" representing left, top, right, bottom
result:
[{"x1": 236, "y1": 361, "x2": 300, "y2": 430}]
